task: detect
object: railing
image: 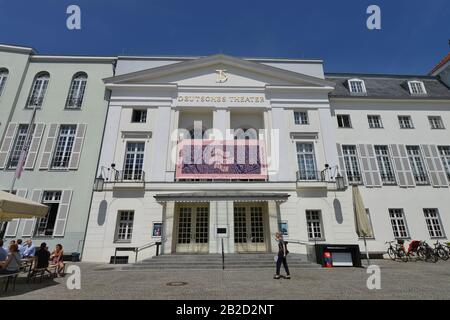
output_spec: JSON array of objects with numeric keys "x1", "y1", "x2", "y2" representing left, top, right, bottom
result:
[
  {"x1": 112, "y1": 170, "x2": 146, "y2": 182},
  {"x1": 112, "y1": 241, "x2": 162, "y2": 264},
  {"x1": 296, "y1": 170, "x2": 325, "y2": 182}
]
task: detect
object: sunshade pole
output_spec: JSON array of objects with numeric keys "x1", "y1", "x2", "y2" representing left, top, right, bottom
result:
[{"x1": 363, "y1": 235, "x2": 370, "y2": 266}]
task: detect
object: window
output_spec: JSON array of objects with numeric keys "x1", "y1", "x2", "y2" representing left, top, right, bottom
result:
[
  {"x1": 398, "y1": 115, "x2": 414, "y2": 129},
  {"x1": 7, "y1": 124, "x2": 34, "y2": 169},
  {"x1": 123, "y1": 142, "x2": 145, "y2": 180},
  {"x1": 234, "y1": 128, "x2": 257, "y2": 140},
  {"x1": 294, "y1": 111, "x2": 308, "y2": 125},
  {"x1": 374, "y1": 146, "x2": 395, "y2": 184},
  {"x1": 115, "y1": 211, "x2": 134, "y2": 242},
  {"x1": 406, "y1": 146, "x2": 428, "y2": 184},
  {"x1": 296, "y1": 142, "x2": 317, "y2": 180},
  {"x1": 132, "y1": 109, "x2": 147, "y2": 123},
  {"x1": 35, "y1": 191, "x2": 61, "y2": 237},
  {"x1": 306, "y1": 210, "x2": 324, "y2": 240},
  {"x1": 389, "y1": 209, "x2": 409, "y2": 239},
  {"x1": 428, "y1": 116, "x2": 445, "y2": 129},
  {"x1": 438, "y1": 146, "x2": 450, "y2": 180},
  {"x1": 342, "y1": 145, "x2": 361, "y2": 183},
  {"x1": 423, "y1": 209, "x2": 445, "y2": 238},
  {"x1": 65, "y1": 73, "x2": 87, "y2": 109},
  {"x1": 0, "y1": 69, "x2": 8, "y2": 97},
  {"x1": 337, "y1": 115, "x2": 352, "y2": 128},
  {"x1": 368, "y1": 115, "x2": 383, "y2": 128},
  {"x1": 359, "y1": 209, "x2": 375, "y2": 239},
  {"x1": 51, "y1": 125, "x2": 77, "y2": 169},
  {"x1": 348, "y1": 79, "x2": 366, "y2": 95},
  {"x1": 26, "y1": 72, "x2": 50, "y2": 108},
  {"x1": 408, "y1": 81, "x2": 427, "y2": 95}
]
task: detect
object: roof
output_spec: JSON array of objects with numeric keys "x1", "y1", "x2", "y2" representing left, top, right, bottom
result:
[
  {"x1": 430, "y1": 52, "x2": 450, "y2": 75},
  {"x1": 326, "y1": 73, "x2": 450, "y2": 100}
]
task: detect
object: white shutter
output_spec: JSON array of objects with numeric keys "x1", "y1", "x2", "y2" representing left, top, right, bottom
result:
[
  {"x1": 0, "y1": 123, "x2": 18, "y2": 169},
  {"x1": 69, "y1": 124, "x2": 86, "y2": 170},
  {"x1": 22, "y1": 189, "x2": 42, "y2": 237},
  {"x1": 4, "y1": 189, "x2": 28, "y2": 237},
  {"x1": 24, "y1": 123, "x2": 45, "y2": 169},
  {"x1": 39, "y1": 123, "x2": 59, "y2": 169},
  {"x1": 358, "y1": 144, "x2": 382, "y2": 188},
  {"x1": 421, "y1": 144, "x2": 449, "y2": 188},
  {"x1": 53, "y1": 190, "x2": 72, "y2": 237},
  {"x1": 390, "y1": 144, "x2": 415, "y2": 188},
  {"x1": 336, "y1": 143, "x2": 348, "y2": 186}
]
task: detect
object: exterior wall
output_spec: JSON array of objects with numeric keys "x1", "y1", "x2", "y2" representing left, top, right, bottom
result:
[
  {"x1": 331, "y1": 98, "x2": 450, "y2": 252},
  {"x1": 0, "y1": 52, "x2": 115, "y2": 255}
]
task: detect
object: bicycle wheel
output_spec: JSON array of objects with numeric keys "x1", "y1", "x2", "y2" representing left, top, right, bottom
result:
[
  {"x1": 429, "y1": 250, "x2": 438, "y2": 263},
  {"x1": 397, "y1": 249, "x2": 408, "y2": 262},
  {"x1": 417, "y1": 248, "x2": 426, "y2": 261},
  {"x1": 387, "y1": 248, "x2": 396, "y2": 261},
  {"x1": 437, "y1": 248, "x2": 449, "y2": 261}
]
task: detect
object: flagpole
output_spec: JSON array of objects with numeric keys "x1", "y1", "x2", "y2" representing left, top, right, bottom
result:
[{"x1": 9, "y1": 105, "x2": 37, "y2": 193}]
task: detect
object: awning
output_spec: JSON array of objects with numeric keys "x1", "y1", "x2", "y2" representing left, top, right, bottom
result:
[
  {"x1": 0, "y1": 190, "x2": 49, "y2": 221},
  {"x1": 154, "y1": 192, "x2": 290, "y2": 203}
]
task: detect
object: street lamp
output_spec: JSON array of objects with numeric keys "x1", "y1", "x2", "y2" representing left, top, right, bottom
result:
[{"x1": 94, "y1": 174, "x2": 105, "y2": 192}]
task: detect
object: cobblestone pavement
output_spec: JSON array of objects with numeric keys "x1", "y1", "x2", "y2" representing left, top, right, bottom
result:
[{"x1": 1, "y1": 259, "x2": 449, "y2": 300}]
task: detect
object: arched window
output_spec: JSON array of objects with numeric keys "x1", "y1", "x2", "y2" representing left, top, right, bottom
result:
[
  {"x1": 26, "y1": 72, "x2": 50, "y2": 108},
  {"x1": 66, "y1": 72, "x2": 87, "y2": 109},
  {"x1": 0, "y1": 69, "x2": 9, "y2": 97}
]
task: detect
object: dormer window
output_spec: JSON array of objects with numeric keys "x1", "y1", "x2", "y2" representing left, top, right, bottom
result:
[
  {"x1": 348, "y1": 79, "x2": 366, "y2": 95},
  {"x1": 407, "y1": 81, "x2": 427, "y2": 95}
]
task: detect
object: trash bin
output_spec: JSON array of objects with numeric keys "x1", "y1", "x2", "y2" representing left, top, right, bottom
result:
[{"x1": 71, "y1": 252, "x2": 80, "y2": 262}]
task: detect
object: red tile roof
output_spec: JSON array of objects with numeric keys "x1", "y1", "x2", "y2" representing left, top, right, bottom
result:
[{"x1": 430, "y1": 52, "x2": 450, "y2": 75}]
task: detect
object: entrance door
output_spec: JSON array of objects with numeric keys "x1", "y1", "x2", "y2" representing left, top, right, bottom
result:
[
  {"x1": 175, "y1": 204, "x2": 209, "y2": 253},
  {"x1": 234, "y1": 203, "x2": 267, "y2": 252}
]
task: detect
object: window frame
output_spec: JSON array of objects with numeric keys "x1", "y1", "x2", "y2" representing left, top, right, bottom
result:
[
  {"x1": 26, "y1": 72, "x2": 50, "y2": 109},
  {"x1": 123, "y1": 141, "x2": 145, "y2": 180},
  {"x1": 398, "y1": 115, "x2": 414, "y2": 129},
  {"x1": 65, "y1": 72, "x2": 87, "y2": 109},
  {"x1": 342, "y1": 145, "x2": 362, "y2": 184},
  {"x1": 374, "y1": 145, "x2": 396, "y2": 185},
  {"x1": 50, "y1": 125, "x2": 77, "y2": 169},
  {"x1": 294, "y1": 110, "x2": 309, "y2": 125},
  {"x1": 296, "y1": 142, "x2": 318, "y2": 181},
  {"x1": 406, "y1": 146, "x2": 429, "y2": 185},
  {"x1": 407, "y1": 80, "x2": 427, "y2": 96},
  {"x1": 337, "y1": 114, "x2": 352, "y2": 128},
  {"x1": 7, "y1": 124, "x2": 34, "y2": 169},
  {"x1": 428, "y1": 116, "x2": 445, "y2": 130},
  {"x1": 0, "y1": 68, "x2": 9, "y2": 97},
  {"x1": 34, "y1": 190, "x2": 62, "y2": 237},
  {"x1": 423, "y1": 208, "x2": 446, "y2": 239},
  {"x1": 305, "y1": 210, "x2": 325, "y2": 241},
  {"x1": 367, "y1": 115, "x2": 383, "y2": 129},
  {"x1": 388, "y1": 209, "x2": 410, "y2": 239},
  {"x1": 437, "y1": 146, "x2": 450, "y2": 181},
  {"x1": 347, "y1": 78, "x2": 367, "y2": 95},
  {"x1": 114, "y1": 210, "x2": 135, "y2": 243},
  {"x1": 131, "y1": 109, "x2": 148, "y2": 123}
]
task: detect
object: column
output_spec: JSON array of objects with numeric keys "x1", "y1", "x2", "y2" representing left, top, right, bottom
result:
[
  {"x1": 162, "y1": 201, "x2": 175, "y2": 254},
  {"x1": 165, "y1": 108, "x2": 179, "y2": 181},
  {"x1": 267, "y1": 200, "x2": 279, "y2": 253},
  {"x1": 208, "y1": 200, "x2": 234, "y2": 253},
  {"x1": 152, "y1": 106, "x2": 172, "y2": 181},
  {"x1": 212, "y1": 107, "x2": 230, "y2": 140}
]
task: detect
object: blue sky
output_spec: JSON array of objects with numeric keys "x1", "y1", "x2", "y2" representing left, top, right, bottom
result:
[{"x1": 0, "y1": 0, "x2": 448, "y2": 74}]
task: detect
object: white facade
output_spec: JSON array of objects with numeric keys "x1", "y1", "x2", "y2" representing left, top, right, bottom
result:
[{"x1": 82, "y1": 54, "x2": 450, "y2": 263}]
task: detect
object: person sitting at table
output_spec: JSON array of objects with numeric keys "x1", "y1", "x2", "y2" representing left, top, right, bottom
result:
[
  {"x1": 0, "y1": 240, "x2": 8, "y2": 262},
  {"x1": 23, "y1": 239, "x2": 36, "y2": 258},
  {"x1": 17, "y1": 239, "x2": 26, "y2": 257},
  {"x1": 50, "y1": 244, "x2": 65, "y2": 276},
  {"x1": 0, "y1": 244, "x2": 21, "y2": 274},
  {"x1": 29, "y1": 242, "x2": 51, "y2": 277}
]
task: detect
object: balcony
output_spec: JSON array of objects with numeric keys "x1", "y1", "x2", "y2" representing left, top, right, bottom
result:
[
  {"x1": 109, "y1": 170, "x2": 146, "y2": 190},
  {"x1": 296, "y1": 170, "x2": 328, "y2": 190}
]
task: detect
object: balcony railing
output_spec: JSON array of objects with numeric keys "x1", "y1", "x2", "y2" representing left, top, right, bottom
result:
[
  {"x1": 112, "y1": 170, "x2": 145, "y2": 182},
  {"x1": 296, "y1": 170, "x2": 325, "y2": 182}
]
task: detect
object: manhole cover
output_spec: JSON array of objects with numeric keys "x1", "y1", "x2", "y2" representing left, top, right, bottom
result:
[{"x1": 166, "y1": 281, "x2": 188, "y2": 286}]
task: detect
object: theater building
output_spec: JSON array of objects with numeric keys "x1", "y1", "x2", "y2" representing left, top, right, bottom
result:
[
  {"x1": 0, "y1": 44, "x2": 115, "y2": 254},
  {"x1": 82, "y1": 53, "x2": 450, "y2": 263}
]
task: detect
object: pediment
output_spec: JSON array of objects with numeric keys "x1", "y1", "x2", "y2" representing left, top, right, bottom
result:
[{"x1": 104, "y1": 54, "x2": 334, "y2": 88}]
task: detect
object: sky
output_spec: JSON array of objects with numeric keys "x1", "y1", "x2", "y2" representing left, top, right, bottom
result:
[{"x1": 0, "y1": 0, "x2": 449, "y2": 75}]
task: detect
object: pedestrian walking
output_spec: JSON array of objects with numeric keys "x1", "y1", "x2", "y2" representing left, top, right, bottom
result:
[{"x1": 274, "y1": 232, "x2": 290, "y2": 279}]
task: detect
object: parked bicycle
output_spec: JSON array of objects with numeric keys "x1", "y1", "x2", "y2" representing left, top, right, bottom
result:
[
  {"x1": 386, "y1": 240, "x2": 408, "y2": 262},
  {"x1": 417, "y1": 241, "x2": 438, "y2": 263},
  {"x1": 433, "y1": 241, "x2": 449, "y2": 261}
]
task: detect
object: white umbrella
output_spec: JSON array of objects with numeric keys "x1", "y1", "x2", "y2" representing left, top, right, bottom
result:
[
  {"x1": 0, "y1": 190, "x2": 48, "y2": 221},
  {"x1": 352, "y1": 185, "x2": 373, "y2": 265}
]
